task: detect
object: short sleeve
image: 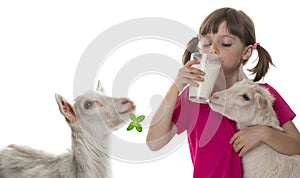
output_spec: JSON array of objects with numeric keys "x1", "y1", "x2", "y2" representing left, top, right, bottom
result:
[
  {"x1": 172, "y1": 88, "x2": 189, "y2": 134},
  {"x1": 172, "y1": 87, "x2": 203, "y2": 134},
  {"x1": 261, "y1": 83, "x2": 296, "y2": 126}
]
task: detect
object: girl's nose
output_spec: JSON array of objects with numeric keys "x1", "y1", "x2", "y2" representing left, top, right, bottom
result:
[{"x1": 210, "y1": 43, "x2": 219, "y2": 54}]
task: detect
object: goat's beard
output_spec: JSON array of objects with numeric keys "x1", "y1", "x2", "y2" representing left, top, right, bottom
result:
[{"x1": 105, "y1": 117, "x2": 127, "y2": 131}]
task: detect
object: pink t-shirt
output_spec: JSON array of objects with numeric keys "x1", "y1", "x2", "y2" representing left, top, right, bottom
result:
[{"x1": 172, "y1": 83, "x2": 296, "y2": 178}]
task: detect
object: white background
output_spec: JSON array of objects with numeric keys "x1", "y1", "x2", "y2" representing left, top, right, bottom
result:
[{"x1": 1, "y1": 1, "x2": 299, "y2": 177}]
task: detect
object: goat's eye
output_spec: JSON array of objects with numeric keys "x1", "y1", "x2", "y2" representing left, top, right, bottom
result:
[
  {"x1": 84, "y1": 101, "x2": 93, "y2": 109},
  {"x1": 242, "y1": 94, "x2": 250, "y2": 101}
]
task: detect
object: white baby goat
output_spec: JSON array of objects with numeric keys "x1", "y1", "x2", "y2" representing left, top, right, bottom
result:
[
  {"x1": 209, "y1": 79, "x2": 300, "y2": 178},
  {"x1": 0, "y1": 81, "x2": 135, "y2": 178}
]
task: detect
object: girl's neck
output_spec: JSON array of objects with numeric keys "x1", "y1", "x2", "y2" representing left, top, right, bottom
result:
[
  {"x1": 225, "y1": 64, "x2": 248, "y2": 89},
  {"x1": 214, "y1": 64, "x2": 248, "y2": 92}
]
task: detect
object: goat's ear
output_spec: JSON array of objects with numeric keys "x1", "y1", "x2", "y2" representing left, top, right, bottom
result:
[
  {"x1": 55, "y1": 94, "x2": 77, "y2": 124},
  {"x1": 96, "y1": 80, "x2": 104, "y2": 93},
  {"x1": 255, "y1": 92, "x2": 268, "y2": 110}
]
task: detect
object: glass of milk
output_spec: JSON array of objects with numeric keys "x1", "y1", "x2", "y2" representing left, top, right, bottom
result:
[{"x1": 189, "y1": 38, "x2": 221, "y2": 103}]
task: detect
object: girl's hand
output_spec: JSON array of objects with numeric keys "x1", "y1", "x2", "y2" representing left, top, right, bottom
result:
[
  {"x1": 174, "y1": 60, "x2": 205, "y2": 92},
  {"x1": 230, "y1": 125, "x2": 270, "y2": 157}
]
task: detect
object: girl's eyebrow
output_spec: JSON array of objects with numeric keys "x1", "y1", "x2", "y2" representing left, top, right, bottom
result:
[
  {"x1": 204, "y1": 34, "x2": 237, "y2": 40},
  {"x1": 220, "y1": 34, "x2": 237, "y2": 40}
]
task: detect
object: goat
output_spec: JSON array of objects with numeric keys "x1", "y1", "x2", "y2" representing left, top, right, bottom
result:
[
  {"x1": 209, "y1": 79, "x2": 300, "y2": 178},
  {"x1": 0, "y1": 81, "x2": 135, "y2": 178}
]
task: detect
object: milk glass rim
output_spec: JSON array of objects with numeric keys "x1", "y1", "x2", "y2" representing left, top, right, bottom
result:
[{"x1": 190, "y1": 52, "x2": 220, "y2": 64}]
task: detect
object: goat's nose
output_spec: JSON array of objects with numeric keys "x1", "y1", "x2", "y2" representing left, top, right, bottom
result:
[
  {"x1": 121, "y1": 98, "x2": 136, "y2": 109},
  {"x1": 121, "y1": 98, "x2": 130, "y2": 105}
]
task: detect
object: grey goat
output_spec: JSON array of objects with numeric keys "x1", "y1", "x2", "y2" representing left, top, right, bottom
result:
[{"x1": 0, "y1": 81, "x2": 135, "y2": 178}]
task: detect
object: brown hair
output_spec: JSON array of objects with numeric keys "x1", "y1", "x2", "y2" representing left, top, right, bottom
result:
[{"x1": 182, "y1": 7, "x2": 274, "y2": 82}]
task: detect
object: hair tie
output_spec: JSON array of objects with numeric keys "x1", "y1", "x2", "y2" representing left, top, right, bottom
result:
[{"x1": 253, "y1": 42, "x2": 260, "y2": 50}]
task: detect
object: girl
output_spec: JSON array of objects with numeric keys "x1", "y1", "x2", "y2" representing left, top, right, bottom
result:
[{"x1": 146, "y1": 7, "x2": 300, "y2": 177}]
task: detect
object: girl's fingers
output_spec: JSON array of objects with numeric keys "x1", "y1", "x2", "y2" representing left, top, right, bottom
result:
[
  {"x1": 183, "y1": 78, "x2": 199, "y2": 87},
  {"x1": 230, "y1": 136, "x2": 236, "y2": 144},
  {"x1": 188, "y1": 68, "x2": 205, "y2": 76},
  {"x1": 185, "y1": 59, "x2": 200, "y2": 67},
  {"x1": 182, "y1": 65, "x2": 205, "y2": 76},
  {"x1": 230, "y1": 132, "x2": 241, "y2": 144},
  {"x1": 175, "y1": 61, "x2": 206, "y2": 91},
  {"x1": 180, "y1": 68, "x2": 204, "y2": 81},
  {"x1": 189, "y1": 75, "x2": 204, "y2": 82}
]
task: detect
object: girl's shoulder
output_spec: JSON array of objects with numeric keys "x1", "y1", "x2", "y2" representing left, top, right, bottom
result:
[
  {"x1": 257, "y1": 82, "x2": 296, "y2": 125},
  {"x1": 257, "y1": 83, "x2": 284, "y2": 100},
  {"x1": 258, "y1": 83, "x2": 275, "y2": 92}
]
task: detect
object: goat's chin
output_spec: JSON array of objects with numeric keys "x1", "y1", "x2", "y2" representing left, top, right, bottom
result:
[
  {"x1": 106, "y1": 107, "x2": 135, "y2": 132},
  {"x1": 105, "y1": 119, "x2": 126, "y2": 131},
  {"x1": 208, "y1": 102, "x2": 224, "y2": 115},
  {"x1": 112, "y1": 111, "x2": 134, "y2": 130}
]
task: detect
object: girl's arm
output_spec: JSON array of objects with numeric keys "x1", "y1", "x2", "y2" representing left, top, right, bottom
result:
[
  {"x1": 146, "y1": 60, "x2": 204, "y2": 151},
  {"x1": 230, "y1": 120, "x2": 300, "y2": 156},
  {"x1": 146, "y1": 83, "x2": 179, "y2": 151},
  {"x1": 262, "y1": 120, "x2": 300, "y2": 155}
]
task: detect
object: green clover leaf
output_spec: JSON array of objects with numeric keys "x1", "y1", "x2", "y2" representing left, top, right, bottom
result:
[
  {"x1": 127, "y1": 122, "x2": 135, "y2": 131},
  {"x1": 136, "y1": 115, "x2": 145, "y2": 122},
  {"x1": 135, "y1": 123, "x2": 142, "y2": 132},
  {"x1": 127, "y1": 113, "x2": 145, "y2": 132},
  {"x1": 130, "y1": 113, "x2": 137, "y2": 122}
]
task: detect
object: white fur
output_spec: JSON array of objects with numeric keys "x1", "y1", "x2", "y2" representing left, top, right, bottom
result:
[
  {"x1": 0, "y1": 81, "x2": 135, "y2": 178},
  {"x1": 209, "y1": 79, "x2": 300, "y2": 178}
]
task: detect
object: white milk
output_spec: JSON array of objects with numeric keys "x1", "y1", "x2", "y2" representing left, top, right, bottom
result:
[{"x1": 189, "y1": 63, "x2": 220, "y2": 103}]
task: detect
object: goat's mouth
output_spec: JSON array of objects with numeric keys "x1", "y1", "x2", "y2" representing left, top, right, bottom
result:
[
  {"x1": 208, "y1": 99, "x2": 224, "y2": 112},
  {"x1": 128, "y1": 100, "x2": 136, "y2": 110},
  {"x1": 118, "y1": 99, "x2": 136, "y2": 115},
  {"x1": 209, "y1": 100, "x2": 223, "y2": 107}
]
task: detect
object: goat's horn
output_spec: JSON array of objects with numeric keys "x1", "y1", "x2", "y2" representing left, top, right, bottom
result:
[{"x1": 96, "y1": 80, "x2": 104, "y2": 92}]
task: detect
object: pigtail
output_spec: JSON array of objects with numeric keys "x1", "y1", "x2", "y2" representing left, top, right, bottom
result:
[
  {"x1": 182, "y1": 37, "x2": 199, "y2": 65},
  {"x1": 248, "y1": 45, "x2": 275, "y2": 82}
]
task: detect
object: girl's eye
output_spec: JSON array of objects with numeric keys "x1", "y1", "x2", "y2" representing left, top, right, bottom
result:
[
  {"x1": 242, "y1": 94, "x2": 250, "y2": 101},
  {"x1": 84, "y1": 101, "x2": 93, "y2": 109},
  {"x1": 203, "y1": 42, "x2": 211, "y2": 47},
  {"x1": 203, "y1": 43, "x2": 211, "y2": 47},
  {"x1": 199, "y1": 42, "x2": 211, "y2": 49},
  {"x1": 222, "y1": 43, "x2": 232, "y2": 47}
]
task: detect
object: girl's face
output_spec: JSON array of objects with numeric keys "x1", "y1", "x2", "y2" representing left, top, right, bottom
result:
[{"x1": 204, "y1": 21, "x2": 252, "y2": 77}]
